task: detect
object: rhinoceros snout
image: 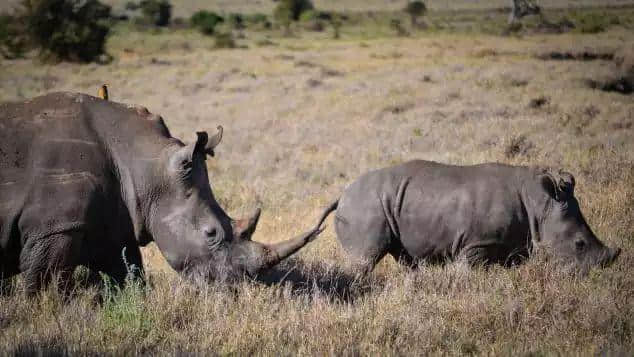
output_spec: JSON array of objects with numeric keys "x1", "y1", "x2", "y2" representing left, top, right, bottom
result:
[{"x1": 598, "y1": 247, "x2": 621, "y2": 268}]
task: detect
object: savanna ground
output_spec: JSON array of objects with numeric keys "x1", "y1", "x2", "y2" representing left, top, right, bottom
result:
[{"x1": 1, "y1": 0, "x2": 633, "y2": 355}]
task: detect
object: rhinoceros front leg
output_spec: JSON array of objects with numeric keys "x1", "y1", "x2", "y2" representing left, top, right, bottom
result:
[
  {"x1": 20, "y1": 231, "x2": 82, "y2": 295},
  {"x1": 97, "y1": 242, "x2": 145, "y2": 288}
]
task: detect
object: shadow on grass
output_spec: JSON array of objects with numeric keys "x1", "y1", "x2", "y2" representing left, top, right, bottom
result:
[{"x1": 255, "y1": 258, "x2": 382, "y2": 303}]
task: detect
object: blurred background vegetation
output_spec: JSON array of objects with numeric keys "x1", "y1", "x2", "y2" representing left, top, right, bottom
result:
[{"x1": 2, "y1": 0, "x2": 634, "y2": 63}]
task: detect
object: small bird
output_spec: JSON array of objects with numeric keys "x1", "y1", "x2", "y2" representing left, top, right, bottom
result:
[{"x1": 97, "y1": 84, "x2": 109, "y2": 100}]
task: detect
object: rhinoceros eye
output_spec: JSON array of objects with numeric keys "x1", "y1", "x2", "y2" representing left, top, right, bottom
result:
[{"x1": 575, "y1": 240, "x2": 586, "y2": 252}]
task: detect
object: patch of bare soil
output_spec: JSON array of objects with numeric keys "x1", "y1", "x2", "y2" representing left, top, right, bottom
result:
[
  {"x1": 587, "y1": 45, "x2": 634, "y2": 94},
  {"x1": 535, "y1": 49, "x2": 614, "y2": 61}
]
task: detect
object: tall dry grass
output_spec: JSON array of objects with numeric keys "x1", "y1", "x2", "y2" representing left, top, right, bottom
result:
[{"x1": 1, "y1": 6, "x2": 633, "y2": 355}]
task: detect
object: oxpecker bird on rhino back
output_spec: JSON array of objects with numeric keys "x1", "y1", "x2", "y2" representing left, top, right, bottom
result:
[
  {"x1": 333, "y1": 160, "x2": 621, "y2": 275},
  {"x1": 0, "y1": 92, "x2": 332, "y2": 293}
]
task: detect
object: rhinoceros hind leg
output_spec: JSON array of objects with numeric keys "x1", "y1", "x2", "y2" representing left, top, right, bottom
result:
[
  {"x1": 21, "y1": 231, "x2": 82, "y2": 295},
  {"x1": 388, "y1": 248, "x2": 418, "y2": 268},
  {"x1": 0, "y1": 276, "x2": 15, "y2": 295}
]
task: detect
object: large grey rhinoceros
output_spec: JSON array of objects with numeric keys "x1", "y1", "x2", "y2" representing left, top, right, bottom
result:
[
  {"x1": 332, "y1": 160, "x2": 621, "y2": 275},
  {"x1": 0, "y1": 92, "x2": 335, "y2": 293}
]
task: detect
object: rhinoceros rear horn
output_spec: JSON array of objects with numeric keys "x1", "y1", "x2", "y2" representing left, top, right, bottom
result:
[{"x1": 233, "y1": 208, "x2": 261, "y2": 240}]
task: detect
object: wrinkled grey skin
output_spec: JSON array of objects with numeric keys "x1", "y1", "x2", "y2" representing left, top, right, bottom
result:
[
  {"x1": 332, "y1": 160, "x2": 621, "y2": 275},
  {"x1": 0, "y1": 92, "x2": 332, "y2": 293}
]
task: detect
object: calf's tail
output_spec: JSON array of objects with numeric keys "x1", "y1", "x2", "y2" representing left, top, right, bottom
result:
[{"x1": 316, "y1": 199, "x2": 339, "y2": 228}]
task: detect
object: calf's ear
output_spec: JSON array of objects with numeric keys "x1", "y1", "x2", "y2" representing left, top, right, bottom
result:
[
  {"x1": 539, "y1": 173, "x2": 559, "y2": 201},
  {"x1": 539, "y1": 170, "x2": 576, "y2": 202},
  {"x1": 557, "y1": 170, "x2": 575, "y2": 198}
]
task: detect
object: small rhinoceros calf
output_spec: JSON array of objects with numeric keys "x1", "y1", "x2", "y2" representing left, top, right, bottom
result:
[
  {"x1": 0, "y1": 92, "x2": 335, "y2": 293},
  {"x1": 332, "y1": 160, "x2": 621, "y2": 275}
]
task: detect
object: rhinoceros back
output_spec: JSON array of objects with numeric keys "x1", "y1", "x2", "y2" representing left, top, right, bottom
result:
[{"x1": 0, "y1": 93, "x2": 113, "y2": 263}]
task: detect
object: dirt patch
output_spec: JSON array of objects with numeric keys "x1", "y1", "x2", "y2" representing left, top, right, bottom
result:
[
  {"x1": 586, "y1": 46, "x2": 634, "y2": 95},
  {"x1": 535, "y1": 49, "x2": 614, "y2": 61},
  {"x1": 528, "y1": 96, "x2": 549, "y2": 109},
  {"x1": 380, "y1": 102, "x2": 414, "y2": 116},
  {"x1": 532, "y1": 18, "x2": 576, "y2": 34},
  {"x1": 586, "y1": 78, "x2": 633, "y2": 94}
]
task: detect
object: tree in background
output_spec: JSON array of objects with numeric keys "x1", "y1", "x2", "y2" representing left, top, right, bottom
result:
[
  {"x1": 190, "y1": 10, "x2": 224, "y2": 35},
  {"x1": 404, "y1": 1, "x2": 427, "y2": 27},
  {"x1": 0, "y1": 14, "x2": 28, "y2": 59},
  {"x1": 21, "y1": 0, "x2": 111, "y2": 62},
  {"x1": 139, "y1": 0, "x2": 171, "y2": 27}
]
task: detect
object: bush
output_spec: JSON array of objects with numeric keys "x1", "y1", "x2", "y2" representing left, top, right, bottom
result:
[
  {"x1": 227, "y1": 13, "x2": 244, "y2": 29},
  {"x1": 578, "y1": 13, "x2": 606, "y2": 34},
  {"x1": 404, "y1": 1, "x2": 427, "y2": 26},
  {"x1": 390, "y1": 19, "x2": 409, "y2": 36},
  {"x1": 273, "y1": 0, "x2": 314, "y2": 32},
  {"x1": 124, "y1": 1, "x2": 139, "y2": 11},
  {"x1": 246, "y1": 13, "x2": 271, "y2": 29},
  {"x1": 214, "y1": 32, "x2": 235, "y2": 49},
  {"x1": 22, "y1": 0, "x2": 111, "y2": 62},
  {"x1": 0, "y1": 13, "x2": 28, "y2": 59},
  {"x1": 139, "y1": 0, "x2": 171, "y2": 27},
  {"x1": 190, "y1": 10, "x2": 224, "y2": 35},
  {"x1": 299, "y1": 9, "x2": 326, "y2": 31}
]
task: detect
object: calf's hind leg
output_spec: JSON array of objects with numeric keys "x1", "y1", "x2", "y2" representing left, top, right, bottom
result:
[{"x1": 334, "y1": 212, "x2": 391, "y2": 277}]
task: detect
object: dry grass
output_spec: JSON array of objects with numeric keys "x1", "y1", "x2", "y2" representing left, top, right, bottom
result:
[{"x1": 1, "y1": 3, "x2": 633, "y2": 355}]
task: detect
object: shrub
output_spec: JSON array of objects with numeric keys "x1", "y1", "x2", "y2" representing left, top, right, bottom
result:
[
  {"x1": 246, "y1": 13, "x2": 271, "y2": 30},
  {"x1": 124, "y1": 1, "x2": 139, "y2": 11},
  {"x1": 390, "y1": 19, "x2": 409, "y2": 36},
  {"x1": 214, "y1": 32, "x2": 235, "y2": 49},
  {"x1": 0, "y1": 13, "x2": 28, "y2": 59},
  {"x1": 139, "y1": 0, "x2": 171, "y2": 27},
  {"x1": 227, "y1": 13, "x2": 244, "y2": 29},
  {"x1": 404, "y1": 1, "x2": 427, "y2": 26},
  {"x1": 190, "y1": 10, "x2": 224, "y2": 35},
  {"x1": 22, "y1": 0, "x2": 111, "y2": 62},
  {"x1": 578, "y1": 13, "x2": 606, "y2": 34},
  {"x1": 298, "y1": 9, "x2": 317, "y2": 22},
  {"x1": 299, "y1": 9, "x2": 326, "y2": 31},
  {"x1": 273, "y1": 0, "x2": 314, "y2": 33}
]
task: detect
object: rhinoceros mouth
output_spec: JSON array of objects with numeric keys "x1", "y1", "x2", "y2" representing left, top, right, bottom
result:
[{"x1": 598, "y1": 247, "x2": 621, "y2": 268}]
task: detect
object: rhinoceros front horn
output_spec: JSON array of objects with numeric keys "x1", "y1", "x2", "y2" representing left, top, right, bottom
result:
[{"x1": 233, "y1": 208, "x2": 261, "y2": 240}]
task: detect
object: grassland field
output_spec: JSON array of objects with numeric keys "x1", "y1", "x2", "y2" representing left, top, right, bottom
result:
[{"x1": 0, "y1": 0, "x2": 633, "y2": 355}]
